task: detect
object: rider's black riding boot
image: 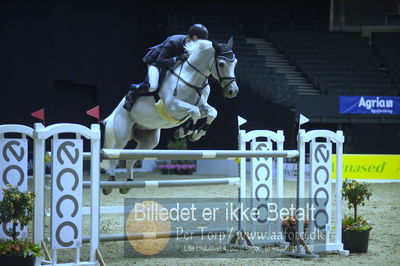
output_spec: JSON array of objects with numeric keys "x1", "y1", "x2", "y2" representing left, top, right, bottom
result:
[{"x1": 123, "y1": 81, "x2": 150, "y2": 111}]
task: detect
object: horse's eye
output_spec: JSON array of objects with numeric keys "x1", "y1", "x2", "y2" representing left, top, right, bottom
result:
[{"x1": 218, "y1": 62, "x2": 225, "y2": 67}]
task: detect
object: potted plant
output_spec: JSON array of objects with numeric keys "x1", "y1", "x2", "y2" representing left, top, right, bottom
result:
[
  {"x1": 166, "y1": 138, "x2": 196, "y2": 174},
  {"x1": 157, "y1": 163, "x2": 176, "y2": 175},
  {"x1": 342, "y1": 179, "x2": 373, "y2": 253},
  {"x1": 156, "y1": 161, "x2": 169, "y2": 174},
  {"x1": 0, "y1": 185, "x2": 42, "y2": 265},
  {"x1": 281, "y1": 215, "x2": 309, "y2": 242},
  {"x1": 173, "y1": 161, "x2": 196, "y2": 175},
  {"x1": 167, "y1": 137, "x2": 188, "y2": 150}
]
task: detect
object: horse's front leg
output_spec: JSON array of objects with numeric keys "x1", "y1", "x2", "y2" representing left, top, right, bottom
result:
[
  {"x1": 174, "y1": 119, "x2": 196, "y2": 139},
  {"x1": 174, "y1": 108, "x2": 211, "y2": 139},
  {"x1": 189, "y1": 103, "x2": 218, "y2": 142},
  {"x1": 167, "y1": 98, "x2": 201, "y2": 122}
]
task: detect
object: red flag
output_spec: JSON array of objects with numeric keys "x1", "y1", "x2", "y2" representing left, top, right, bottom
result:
[
  {"x1": 86, "y1": 105, "x2": 100, "y2": 123},
  {"x1": 31, "y1": 108, "x2": 45, "y2": 124}
]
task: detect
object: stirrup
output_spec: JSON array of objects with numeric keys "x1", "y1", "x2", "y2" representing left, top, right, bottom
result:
[
  {"x1": 123, "y1": 91, "x2": 135, "y2": 111},
  {"x1": 123, "y1": 82, "x2": 150, "y2": 111},
  {"x1": 123, "y1": 100, "x2": 134, "y2": 111}
]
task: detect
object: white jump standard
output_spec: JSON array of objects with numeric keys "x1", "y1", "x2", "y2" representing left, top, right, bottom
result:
[{"x1": 0, "y1": 122, "x2": 348, "y2": 265}]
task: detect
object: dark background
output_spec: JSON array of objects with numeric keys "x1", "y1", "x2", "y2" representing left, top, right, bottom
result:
[{"x1": 0, "y1": 0, "x2": 399, "y2": 152}]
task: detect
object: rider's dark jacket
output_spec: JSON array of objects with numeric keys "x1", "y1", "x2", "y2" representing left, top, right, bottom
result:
[{"x1": 143, "y1": 35, "x2": 187, "y2": 68}]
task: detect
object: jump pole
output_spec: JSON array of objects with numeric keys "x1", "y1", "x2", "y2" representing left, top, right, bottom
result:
[
  {"x1": 101, "y1": 149, "x2": 299, "y2": 160},
  {"x1": 83, "y1": 177, "x2": 240, "y2": 189},
  {"x1": 81, "y1": 229, "x2": 229, "y2": 243},
  {"x1": 45, "y1": 150, "x2": 298, "y2": 161}
]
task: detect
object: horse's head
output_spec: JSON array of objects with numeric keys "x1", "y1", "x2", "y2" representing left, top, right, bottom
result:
[
  {"x1": 183, "y1": 38, "x2": 238, "y2": 98},
  {"x1": 211, "y1": 37, "x2": 239, "y2": 99}
]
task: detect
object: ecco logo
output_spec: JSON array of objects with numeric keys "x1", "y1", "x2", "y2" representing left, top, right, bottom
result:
[
  {"x1": 52, "y1": 140, "x2": 82, "y2": 249},
  {"x1": 312, "y1": 143, "x2": 331, "y2": 230},
  {"x1": 2, "y1": 141, "x2": 25, "y2": 186},
  {"x1": 0, "y1": 139, "x2": 28, "y2": 239},
  {"x1": 253, "y1": 142, "x2": 272, "y2": 224}
]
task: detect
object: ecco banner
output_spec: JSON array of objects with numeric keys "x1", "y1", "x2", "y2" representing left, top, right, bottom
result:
[
  {"x1": 310, "y1": 142, "x2": 332, "y2": 233},
  {"x1": 0, "y1": 139, "x2": 28, "y2": 239},
  {"x1": 51, "y1": 139, "x2": 83, "y2": 249},
  {"x1": 251, "y1": 141, "x2": 272, "y2": 227},
  {"x1": 339, "y1": 96, "x2": 400, "y2": 114}
]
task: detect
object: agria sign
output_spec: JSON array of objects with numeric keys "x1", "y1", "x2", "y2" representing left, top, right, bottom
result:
[
  {"x1": 51, "y1": 139, "x2": 82, "y2": 249},
  {"x1": 339, "y1": 96, "x2": 400, "y2": 115}
]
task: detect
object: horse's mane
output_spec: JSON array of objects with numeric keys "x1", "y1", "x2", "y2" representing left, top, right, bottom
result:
[{"x1": 184, "y1": 39, "x2": 212, "y2": 55}]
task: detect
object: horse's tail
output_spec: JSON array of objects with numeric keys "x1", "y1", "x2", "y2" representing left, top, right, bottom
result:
[
  {"x1": 100, "y1": 98, "x2": 127, "y2": 171},
  {"x1": 100, "y1": 111, "x2": 117, "y2": 171},
  {"x1": 101, "y1": 98, "x2": 125, "y2": 147}
]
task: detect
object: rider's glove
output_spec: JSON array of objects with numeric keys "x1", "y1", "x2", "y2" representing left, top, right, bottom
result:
[{"x1": 176, "y1": 52, "x2": 189, "y2": 62}]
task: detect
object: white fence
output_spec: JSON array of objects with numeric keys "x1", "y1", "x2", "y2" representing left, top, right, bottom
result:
[{"x1": 0, "y1": 122, "x2": 346, "y2": 265}]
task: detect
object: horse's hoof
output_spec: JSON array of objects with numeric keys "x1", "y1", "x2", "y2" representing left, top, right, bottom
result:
[
  {"x1": 174, "y1": 129, "x2": 181, "y2": 139},
  {"x1": 102, "y1": 188, "x2": 112, "y2": 195},
  {"x1": 188, "y1": 133, "x2": 199, "y2": 142},
  {"x1": 119, "y1": 188, "x2": 130, "y2": 194},
  {"x1": 119, "y1": 178, "x2": 133, "y2": 194},
  {"x1": 103, "y1": 175, "x2": 116, "y2": 195}
]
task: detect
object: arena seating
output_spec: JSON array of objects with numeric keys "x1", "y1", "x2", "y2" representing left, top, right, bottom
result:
[
  {"x1": 168, "y1": 16, "x2": 398, "y2": 104},
  {"x1": 268, "y1": 31, "x2": 398, "y2": 96},
  {"x1": 232, "y1": 36, "x2": 297, "y2": 107},
  {"x1": 371, "y1": 32, "x2": 400, "y2": 94}
]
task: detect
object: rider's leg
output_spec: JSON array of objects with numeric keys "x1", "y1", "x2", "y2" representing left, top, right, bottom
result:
[
  {"x1": 147, "y1": 65, "x2": 159, "y2": 92},
  {"x1": 123, "y1": 65, "x2": 159, "y2": 111}
]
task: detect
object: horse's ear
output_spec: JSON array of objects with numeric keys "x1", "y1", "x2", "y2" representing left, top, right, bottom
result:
[
  {"x1": 211, "y1": 39, "x2": 221, "y2": 53},
  {"x1": 227, "y1": 36, "x2": 233, "y2": 49}
]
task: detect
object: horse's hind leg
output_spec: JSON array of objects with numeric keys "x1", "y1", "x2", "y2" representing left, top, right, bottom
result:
[
  {"x1": 119, "y1": 128, "x2": 161, "y2": 194},
  {"x1": 102, "y1": 160, "x2": 119, "y2": 195},
  {"x1": 102, "y1": 109, "x2": 134, "y2": 195}
]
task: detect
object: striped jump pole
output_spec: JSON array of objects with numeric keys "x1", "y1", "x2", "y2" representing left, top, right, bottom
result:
[
  {"x1": 81, "y1": 228, "x2": 229, "y2": 243},
  {"x1": 83, "y1": 177, "x2": 240, "y2": 189},
  {"x1": 101, "y1": 149, "x2": 299, "y2": 160},
  {"x1": 47, "y1": 149, "x2": 299, "y2": 161},
  {"x1": 46, "y1": 151, "x2": 92, "y2": 160}
]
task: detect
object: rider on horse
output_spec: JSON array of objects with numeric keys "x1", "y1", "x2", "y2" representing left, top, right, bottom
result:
[{"x1": 123, "y1": 24, "x2": 209, "y2": 111}]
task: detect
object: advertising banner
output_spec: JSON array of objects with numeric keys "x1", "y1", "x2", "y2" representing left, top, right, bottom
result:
[
  {"x1": 339, "y1": 96, "x2": 400, "y2": 114},
  {"x1": 332, "y1": 154, "x2": 400, "y2": 182},
  {"x1": 282, "y1": 154, "x2": 399, "y2": 182}
]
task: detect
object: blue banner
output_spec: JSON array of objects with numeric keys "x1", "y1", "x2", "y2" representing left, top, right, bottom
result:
[{"x1": 339, "y1": 96, "x2": 400, "y2": 115}]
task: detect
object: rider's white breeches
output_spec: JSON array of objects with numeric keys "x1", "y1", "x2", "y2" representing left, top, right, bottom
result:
[{"x1": 147, "y1": 65, "x2": 159, "y2": 92}]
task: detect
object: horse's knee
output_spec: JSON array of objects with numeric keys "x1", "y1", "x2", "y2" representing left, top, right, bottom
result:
[{"x1": 209, "y1": 108, "x2": 218, "y2": 120}]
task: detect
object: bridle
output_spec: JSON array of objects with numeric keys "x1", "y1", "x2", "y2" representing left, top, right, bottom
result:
[
  {"x1": 169, "y1": 50, "x2": 236, "y2": 99},
  {"x1": 212, "y1": 50, "x2": 237, "y2": 90}
]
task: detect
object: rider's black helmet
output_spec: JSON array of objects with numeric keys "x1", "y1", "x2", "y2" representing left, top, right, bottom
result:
[{"x1": 188, "y1": 24, "x2": 208, "y2": 39}]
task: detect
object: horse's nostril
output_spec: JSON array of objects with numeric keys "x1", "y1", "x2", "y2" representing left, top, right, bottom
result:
[{"x1": 229, "y1": 90, "x2": 233, "y2": 95}]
